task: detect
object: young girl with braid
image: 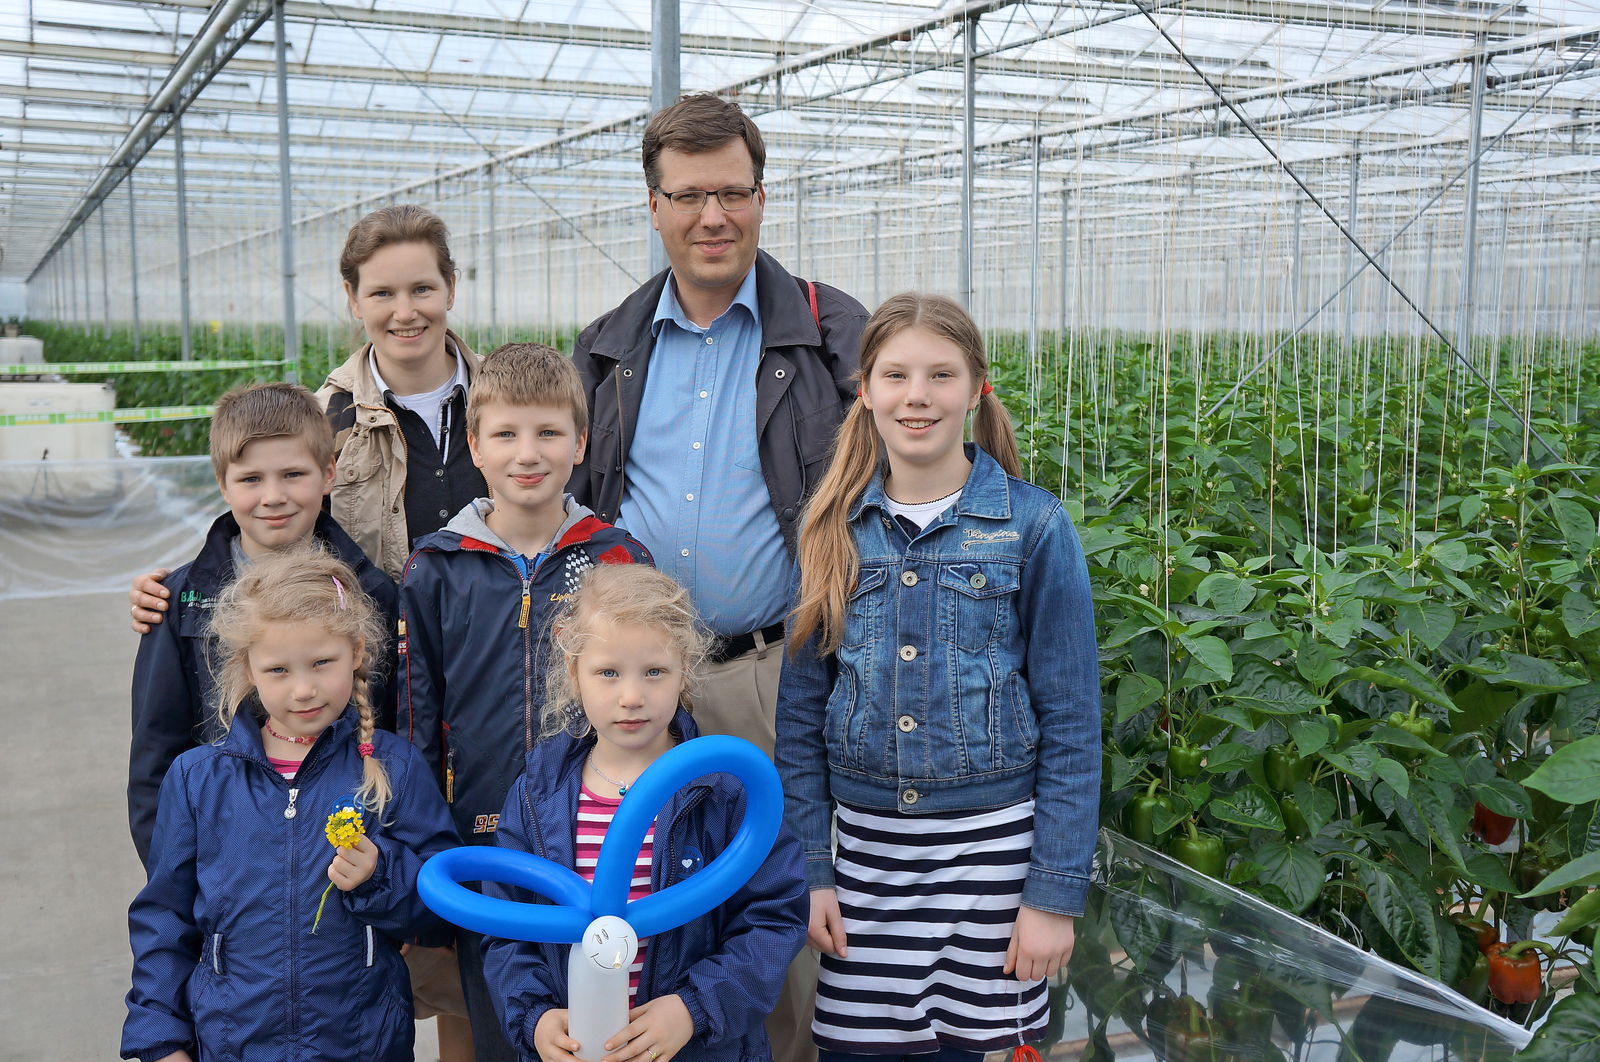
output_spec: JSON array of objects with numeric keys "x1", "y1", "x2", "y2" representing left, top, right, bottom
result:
[{"x1": 122, "y1": 550, "x2": 459, "y2": 1062}]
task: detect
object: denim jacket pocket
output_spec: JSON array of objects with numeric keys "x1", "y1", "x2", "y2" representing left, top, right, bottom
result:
[
  {"x1": 938, "y1": 561, "x2": 1021, "y2": 650},
  {"x1": 842, "y1": 565, "x2": 888, "y2": 649}
]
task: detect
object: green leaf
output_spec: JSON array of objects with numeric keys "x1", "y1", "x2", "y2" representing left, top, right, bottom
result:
[
  {"x1": 1254, "y1": 840, "x2": 1325, "y2": 914},
  {"x1": 1565, "y1": 591, "x2": 1600, "y2": 638},
  {"x1": 1463, "y1": 650, "x2": 1587, "y2": 693},
  {"x1": 1110, "y1": 753, "x2": 1151, "y2": 793},
  {"x1": 1428, "y1": 539, "x2": 1479, "y2": 573},
  {"x1": 1395, "y1": 599, "x2": 1458, "y2": 652},
  {"x1": 1554, "y1": 496, "x2": 1599, "y2": 559},
  {"x1": 1516, "y1": 992, "x2": 1600, "y2": 1062},
  {"x1": 1372, "y1": 724, "x2": 1443, "y2": 759},
  {"x1": 1107, "y1": 873, "x2": 1166, "y2": 973},
  {"x1": 1461, "y1": 851, "x2": 1519, "y2": 894},
  {"x1": 1152, "y1": 800, "x2": 1193, "y2": 837},
  {"x1": 1342, "y1": 658, "x2": 1457, "y2": 712},
  {"x1": 1475, "y1": 777, "x2": 1532, "y2": 820},
  {"x1": 1525, "y1": 734, "x2": 1600, "y2": 805},
  {"x1": 1211, "y1": 783, "x2": 1286, "y2": 831},
  {"x1": 1115, "y1": 672, "x2": 1166, "y2": 724},
  {"x1": 1553, "y1": 887, "x2": 1600, "y2": 938},
  {"x1": 1373, "y1": 756, "x2": 1411, "y2": 799},
  {"x1": 1287, "y1": 714, "x2": 1334, "y2": 757},
  {"x1": 1358, "y1": 865, "x2": 1442, "y2": 980},
  {"x1": 1292, "y1": 781, "x2": 1338, "y2": 836},
  {"x1": 1521, "y1": 849, "x2": 1600, "y2": 897},
  {"x1": 1178, "y1": 634, "x2": 1234, "y2": 684},
  {"x1": 1196, "y1": 572, "x2": 1255, "y2": 614},
  {"x1": 1454, "y1": 680, "x2": 1520, "y2": 735},
  {"x1": 1295, "y1": 639, "x2": 1343, "y2": 687},
  {"x1": 1202, "y1": 742, "x2": 1257, "y2": 775},
  {"x1": 1224, "y1": 660, "x2": 1325, "y2": 715},
  {"x1": 1412, "y1": 782, "x2": 1467, "y2": 871},
  {"x1": 1321, "y1": 742, "x2": 1379, "y2": 781}
]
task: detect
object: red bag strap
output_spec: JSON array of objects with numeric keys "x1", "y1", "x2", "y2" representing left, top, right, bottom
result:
[{"x1": 806, "y1": 279, "x2": 820, "y2": 329}]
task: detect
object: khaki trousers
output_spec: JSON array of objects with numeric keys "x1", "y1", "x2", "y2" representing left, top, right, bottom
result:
[{"x1": 693, "y1": 635, "x2": 819, "y2": 1062}]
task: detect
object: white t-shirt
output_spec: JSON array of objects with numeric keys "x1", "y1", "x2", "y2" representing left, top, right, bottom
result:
[
  {"x1": 369, "y1": 350, "x2": 467, "y2": 449},
  {"x1": 883, "y1": 489, "x2": 962, "y2": 532}
]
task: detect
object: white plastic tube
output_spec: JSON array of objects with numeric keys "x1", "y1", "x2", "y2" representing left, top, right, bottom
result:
[{"x1": 567, "y1": 915, "x2": 639, "y2": 1062}]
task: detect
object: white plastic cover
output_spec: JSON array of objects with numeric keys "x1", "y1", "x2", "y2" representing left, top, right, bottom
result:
[{"x1": 0, "y1": 457, "x2": 220, "y2": 600}]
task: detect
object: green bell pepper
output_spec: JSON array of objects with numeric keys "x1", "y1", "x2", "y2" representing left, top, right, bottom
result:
[
  {"x1": 1170, "y1": 739, "x2": 1205, "y2": 780},
  {"x1": 1386, "y1": 706, "x2": 1435, "y2": 761},
  {"x1": 1279, "y1": 794, "x2": 1310, "y2": 840},
  {"x1": 1167, "y1": 820, "x2": 1226, "y2": 879},
  {"x1": 1124, "y1": 779, "x2": 1175, "y2": 846},
  {"x1": 1264, "y1": 743, "x2": 1307, "y2": 793}
]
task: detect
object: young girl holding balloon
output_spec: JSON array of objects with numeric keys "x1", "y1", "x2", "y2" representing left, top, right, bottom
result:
[
  {"x1": 122, "y1": 550, "x2": 458, "y2": 1062},
  {"x1": 775, "y1": 293, "x2": 1102, "y2": 1061},
  {"x1": 481, "y1": 564, "x2": 808, "y2": 1062}
]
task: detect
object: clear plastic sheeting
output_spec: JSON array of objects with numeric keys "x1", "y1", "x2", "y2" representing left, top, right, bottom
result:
[
  {"x1": 1040, "y1": 831, "x2": 1530, "y2": 1062},
  {"x1": 0, "y1": 457, "x2": 219, "y2": 600}
]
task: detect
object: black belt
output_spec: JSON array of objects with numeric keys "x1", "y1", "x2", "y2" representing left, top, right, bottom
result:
[{"x1": 709, "y1": 622, "x2": 786, "y2": 665}]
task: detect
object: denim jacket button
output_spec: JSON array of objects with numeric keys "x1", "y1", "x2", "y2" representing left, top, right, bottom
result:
[
  {"x1": 897, "y1": 715, "x2": 917, "y2": 733},
  {"x1": 902, "y1": 789, "x2": 920, "y2": 805},
  {"x1": 900, "y1": 571, "x2": 918, "y2": 587},
  {"x1": 899, "y1": 645, "x2": 917, "y2": 662},
  {"x1": 970, "y1": 572, "x2": 987, "y2": 589}
]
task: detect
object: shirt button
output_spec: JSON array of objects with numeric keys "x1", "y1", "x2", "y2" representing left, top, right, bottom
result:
[
  {"x1": 686, "y1": 493, "x2": 694, "y2": 501},
  {"x1": 901, "y1": 571, "x2": 918, "y2": 587},
  {"x1": 435, "y1": 468, "x2": 445, "y2": 477},
  {"x1": 700, "y1": 390, "x2": 708, "y2": 399},
  {"x1": 692, "y1": 441, "x2": 701, "y2": 449},
  {"x1": 899, "y1": 645, "x2": 917, "y2": 662},
  {"x1": 439, "y1": 509, "x2": 449, "y2": 518},
  {"x1": 897, "y1": 715, "x2": 917, "y2": 733},
  {"x1": 970, "y1": 573, "x2": 987, "y2": 589},
  {"x1": 680, "y1": 548, "x2": 690, "y2": 557},
  {"x1": 705, "y1": 336, "x2": 714, "y2": 345},
  {"x1": 902, "y1": 789, "x2": 919, "y2": 806}
]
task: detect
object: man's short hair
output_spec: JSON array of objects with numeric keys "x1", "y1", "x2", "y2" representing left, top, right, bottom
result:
[
  {"x1": 642, "y1": 93, "x2": 767, "y2": 191},
  {"x1": 468, "y1": 343, "x2": 589, "y2": 438},
  {"x1": 209, "y1": 381, "x2": 335, "y2": 481}
]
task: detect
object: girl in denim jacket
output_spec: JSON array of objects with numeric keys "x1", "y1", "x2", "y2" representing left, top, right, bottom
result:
[{"x1": 776, "y1": 293, "x2": 1101, "y2": 1062}]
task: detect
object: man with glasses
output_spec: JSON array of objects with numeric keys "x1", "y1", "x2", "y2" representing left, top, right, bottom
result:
[{"x1": 569, "y1": 91, "x2": 868, "y2": 1062}]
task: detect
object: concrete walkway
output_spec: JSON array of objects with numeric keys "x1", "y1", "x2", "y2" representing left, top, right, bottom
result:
[{"x1": 0, "y1": 593, "x2": 439, "y2": 1060}]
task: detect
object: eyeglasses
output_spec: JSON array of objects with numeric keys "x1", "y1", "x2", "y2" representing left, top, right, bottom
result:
[{"x1": 654, "y1": 186, "x2": 759, "y2": 213}]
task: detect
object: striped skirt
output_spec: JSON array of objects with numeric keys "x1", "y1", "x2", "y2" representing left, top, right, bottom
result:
[{"x1": 812, "y1": 799, "x2": 1048, "y2": 1055}]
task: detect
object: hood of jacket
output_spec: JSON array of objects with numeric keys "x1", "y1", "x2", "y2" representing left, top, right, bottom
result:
[
  {"x1": 441, "y1": 495, "x2": 596, "y2": 557},
  {"x1": 186, "y1": 510, "x2": 390, "y2": 599}
]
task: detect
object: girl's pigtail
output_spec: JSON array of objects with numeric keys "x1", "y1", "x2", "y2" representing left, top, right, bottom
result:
[
  {"x1": 790, "y1": 399, "x2": 880, "y2": 656},
  {"x1": 351, "y1": 668, "x2": 392, "y2": 815},
  {"x1": 973, "y1": 387, "x2": 1022, "y2": 478}
]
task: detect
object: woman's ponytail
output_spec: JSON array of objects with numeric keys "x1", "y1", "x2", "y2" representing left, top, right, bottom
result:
[
  {"x1": 351, "y1": 667, "x2": 393, "y2": 815},
  {"x1": 790, "y1": 401, "x2": 882, "y2": 655},
  {"x1": 974, "y1": 388, "x2": 1022, "y2": 478}
]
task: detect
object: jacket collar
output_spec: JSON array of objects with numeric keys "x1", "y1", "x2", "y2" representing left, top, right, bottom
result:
[
  {"x1": 188, "y1": 510, "x2": 376, "y2": 594},
  {"x1": 849, "y1": 444, "x2": 1013, "y2": 523},
  {"x1": 431, "y1": 496, "x2": 610, "y2": 558},
  {"x1": 221, "y1": 698, "x2": 360, "y2": 770},
  {"x1": 589, "y1": 249, "x2": 817, "y2": 362},
  {"x1": 323, "y1": 330, "x2": 478, "y2": 408},
  {"x1": 522, "y1": 708, "x2": 704, "y2": 825}
]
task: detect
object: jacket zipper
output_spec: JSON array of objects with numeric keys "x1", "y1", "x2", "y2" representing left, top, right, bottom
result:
[
  {"x1": 640, "y1": 789, "x2": 705, "y2": 1002},
  {"x1": 446, "y1": 744, "x2": 456, "y2": 803},
  {"x1": 523, "y1": 576, "x2": 534, "y2": 752}
]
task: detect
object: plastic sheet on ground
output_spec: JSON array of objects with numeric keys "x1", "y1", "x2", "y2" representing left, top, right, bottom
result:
[
  {"x1": 0, "y1": 457, "x2": 220, "y2": 600},
  {"x1": 1037, "y1": 831, "x2": 1530, "y2": 1062}
]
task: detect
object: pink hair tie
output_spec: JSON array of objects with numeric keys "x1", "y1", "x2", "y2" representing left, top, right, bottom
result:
[
  {"x1": 331, "y1": 576, "x2": 347, "y2": 610},
  {"x1": 358, "y1": 742, "x2": 374, "y2": 758}
]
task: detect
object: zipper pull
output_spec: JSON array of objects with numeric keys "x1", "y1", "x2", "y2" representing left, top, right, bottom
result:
[
  {"x1": 518, "y1": 579, "x2": 531, "y2": 629},
  {"x1": 284, "y1": 787, "x2": 300, "y2": 819},
  {"x1": 446, "y1": 748, "x2": 456, "y2": 803}
]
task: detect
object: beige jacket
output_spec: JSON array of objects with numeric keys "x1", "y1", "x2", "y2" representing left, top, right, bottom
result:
[{"x1": 315, "y1": 331, "x2": 481, "y2": 578}]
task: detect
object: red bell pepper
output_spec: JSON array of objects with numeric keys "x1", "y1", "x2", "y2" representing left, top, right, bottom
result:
[
  {"x1": 1485, "y1": 941, "x2": 1549, "y2": 1004},
  {"x1": 1472, "y1": 803, "x2": 1515, "y2": 845}
]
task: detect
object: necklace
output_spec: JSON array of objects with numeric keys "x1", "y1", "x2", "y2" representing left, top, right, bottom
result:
[
  {"x1": 264, "y1": 719, "x2": 316, "y2": 746},
  {"x1": 587, "y1": 753, "x2": 636, "y2": 796}
]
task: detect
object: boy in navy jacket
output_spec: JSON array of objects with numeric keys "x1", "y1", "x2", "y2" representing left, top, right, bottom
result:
[
  {"x1": 127, "y1": 382, "x2": 397, "y2": 868},
  {"x1": 400, "y1": 344, "x2": 652, "y2": 1056}
]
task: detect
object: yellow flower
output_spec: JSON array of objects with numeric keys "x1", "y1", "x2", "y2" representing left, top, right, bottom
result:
[{"x1": 325, "y1": 806, "x2": 364, "y2": 849}]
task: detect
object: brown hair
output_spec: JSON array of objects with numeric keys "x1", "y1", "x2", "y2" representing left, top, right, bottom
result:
[
  {"x1": 642, "y1": 93, "x2": 767, "y2": 191},
  {"x1": 541, "y1": 565, "x2": 712, "y2": 740},
  {"x1": 789, "y1": 292, "x2": 1021, "y2": 656},
  {"x1": 210, "y1": 548, "x2": 394, "y2": 813},
  {"x1": 210, "y1": 381, "x2": 336, "y2": 481},
  {"x1": 339, "y1": 204, "x2": 457, "y2": 295},
  {"x1": 468, "y1": 343, "x2": 589, "y2": 439}
]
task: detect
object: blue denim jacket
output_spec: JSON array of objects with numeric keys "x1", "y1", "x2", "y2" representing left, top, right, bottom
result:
[{"x1": 775, "y1": 445, "x2": 1101, "y2": 916}]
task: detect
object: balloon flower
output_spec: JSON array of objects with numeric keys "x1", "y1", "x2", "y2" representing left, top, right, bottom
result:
[{"x1": 418, "y1": 736, "x2": 784, "y2": 1062}]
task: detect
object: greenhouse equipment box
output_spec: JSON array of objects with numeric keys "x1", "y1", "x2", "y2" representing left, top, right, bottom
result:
[
  {"x1": 0, "y1": 382, "x2": 116, "y2": 461},
  {"x1": 0, "y1": 337, "x2": 44, "y2": 365}
]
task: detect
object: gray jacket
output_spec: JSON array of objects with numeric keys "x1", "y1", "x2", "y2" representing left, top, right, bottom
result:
[{"x1": 568, "y1": 250, "x2": 869, "y2": 556}]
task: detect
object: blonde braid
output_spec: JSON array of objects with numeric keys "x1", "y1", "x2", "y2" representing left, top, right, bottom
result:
[{"x1": 351, "y1": 662, "x2": 392, "y2": 815}]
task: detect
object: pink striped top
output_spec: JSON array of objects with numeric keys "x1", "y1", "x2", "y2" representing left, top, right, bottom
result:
[
  {"x1": 575, "y1": 785, "x2": 655, "y2": 1001},
  {"x1": 267, "y1": 755, "x2": 300, "y2": 779}
]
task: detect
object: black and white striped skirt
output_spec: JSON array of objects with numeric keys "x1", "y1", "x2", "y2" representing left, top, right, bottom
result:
[{"x1": 812, "y1": 798, "x2": 1048, "y2": 1055}]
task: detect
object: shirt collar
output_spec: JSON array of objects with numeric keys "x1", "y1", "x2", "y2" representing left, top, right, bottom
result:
[
  {"x1": 367, "y1": 345, "x2": 467, "y2": 401},
  {"x1": 651, "y1": 266, "x2": 760, "y2": 338}
]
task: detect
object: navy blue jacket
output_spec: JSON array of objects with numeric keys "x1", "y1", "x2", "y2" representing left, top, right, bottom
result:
[
  {"x1": 399, "y1": 499, "x2": 652, "y2": 846},
  {"x1": 122, "y1": 706, "x2": 460, "y2": 1062},
  {"x1": 482, "y1": 711, "x2": 808, "y2": 1062},
  {"x1": 128, "y1": 511, "x2": 400, "y2": 868}
]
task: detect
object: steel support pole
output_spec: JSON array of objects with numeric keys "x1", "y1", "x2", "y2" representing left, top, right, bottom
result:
[
  {"x1": 960, "y1": 15, "x2": 976, "y2": 308},
  {"x1": 1459, "y1": 43, "x2": 1487, "y2": 360},
  {"x1": 1063, "y1": 187, "x2": 1073, "y2": 342},
  {"x1": 1291, "y1": 198, "x2": 1303, "y2": 324},
  {"x1": 81, "y1": 231, "x2": 92, "y2": 335},
  {"x1": 488, "y1": 166, "x2": 499, "y2": 342},
  {"x1": 173, "y1": 110, "x2": 193, "y2": 361},
  {"x1": 648, "y1": 0, "x2": 680, "y2": 277},
  {"x1": 872, "y1": 210, "x2": 881, "y2": 309},
  {"x1": 128, "y1": 174, "x2": 141, "y2": 351},
  {"x1": 275, "y1": 0, "x2": 299, "y2": 381},
  {"x1": 1028, "y1": 127, "x2": 1040, "y2": 361},
  {"x1": 1344, "y1": 144, "x2": 1359, "y2": 349},
  {"x1": 99, "y1": 208, "x2": 111, "y2": 338},
  {"x1": 793, "y1": 177, "x2": 805, "y2": 276}
]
